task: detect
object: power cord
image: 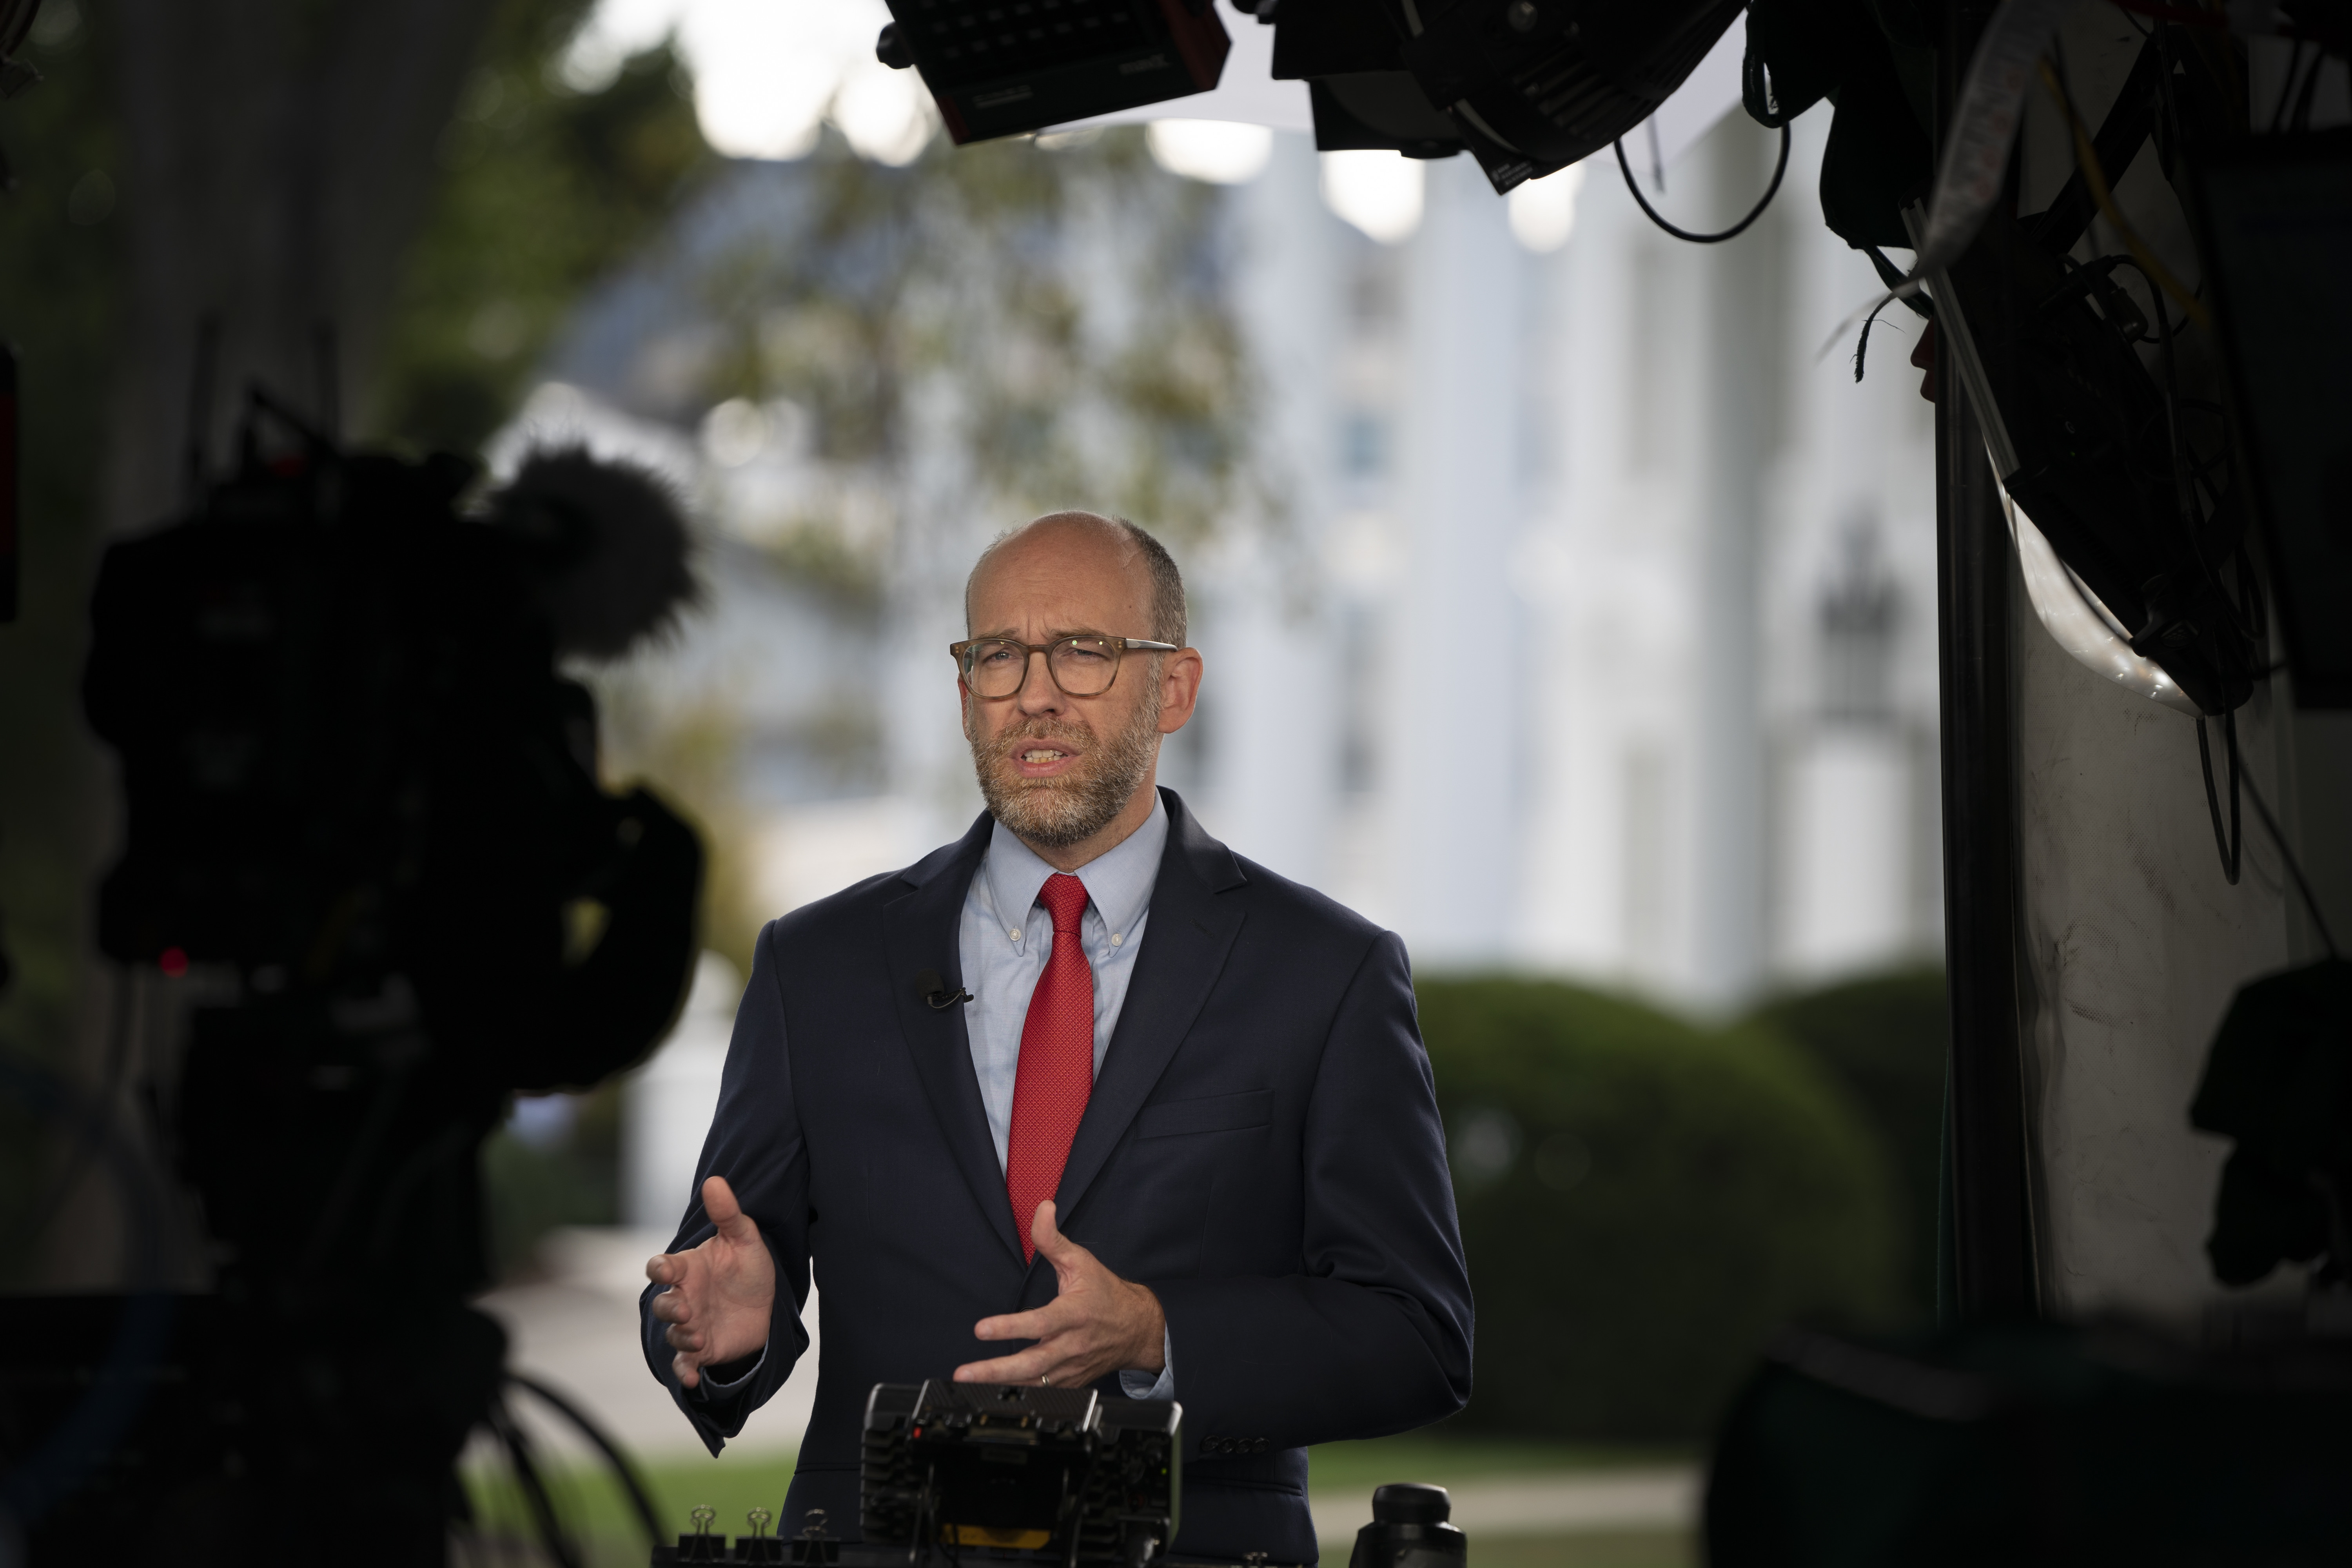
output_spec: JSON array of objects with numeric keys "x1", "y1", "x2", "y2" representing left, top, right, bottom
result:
[
  {"x1": 2197, "y1": 710, "x2": 2243, "y2": 885},
  {"x1": 2241, "y1": 763, "x2": 2344, "y2": 961},
  {"x1": 2192, "y1": 708, "x2": 2345, "y2": 962},
  {"x1": 2039, "y1": 60, "x2": 2209, "y2": 328},
  {"x1": 484, "y1": 1392, "x2": 588, "y2": 1568},
  {"x1": 1613, "y1": 121, "x2": 1791, "y2": 245},
  {"x1": 507, "y1": 1370, "x2": 666, "y2": 1546}
]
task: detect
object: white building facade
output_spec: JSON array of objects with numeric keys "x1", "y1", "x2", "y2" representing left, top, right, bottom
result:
[{"x1": 1180, "y1": 113, "x2": 1942, "y2": 1008}]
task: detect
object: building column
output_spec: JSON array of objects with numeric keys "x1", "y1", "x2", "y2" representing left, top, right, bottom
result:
[
  {"x1": 1686, "y1": 121, "x2": 1780, "y2": 1009},
  {"x1": 1199, "y1": 136, "x2": 1344, "y2": 886},
  {"x1": 1385, "y1": 157, "x2": 1524, "y2": 967}
]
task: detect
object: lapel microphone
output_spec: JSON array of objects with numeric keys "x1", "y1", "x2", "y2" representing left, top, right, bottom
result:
[{"x1": 915, "y1": 969, "x2": 973, "y2": 1011}]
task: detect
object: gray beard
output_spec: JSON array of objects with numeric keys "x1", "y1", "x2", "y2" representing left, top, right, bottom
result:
[{"x1": 970, "y1": 693, "x2": 1162, "y2": 850}]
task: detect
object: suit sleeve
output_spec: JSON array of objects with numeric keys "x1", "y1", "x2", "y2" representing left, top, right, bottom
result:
[
  {"x1": 638, "y1": 920, "x2": 813, "y2": 1455},
  {"x1": 1149, "y1": 931, "x2": 1473, "y2": 1449}
]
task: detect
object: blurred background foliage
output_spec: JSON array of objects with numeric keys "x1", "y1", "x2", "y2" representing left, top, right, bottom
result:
[
  {"x1": 589, "y1": 681, "x2": 764, "y2": 986},
  {"x1": 370, "y1": 0, "x2": 714, "y2": 456},
  {"x1": 689, "y1": 126, "x2": 1252, "y2": 562},
  {"x1": 482, "y1": 1079, "x2": 624, "y2": 1279},
  {"x1": 1420, "y1": 970, "x2": 1942, "y2": 1441}
]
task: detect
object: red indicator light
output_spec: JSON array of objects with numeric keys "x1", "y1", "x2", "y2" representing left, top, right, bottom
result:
[{"x1": 159, "y1": 947, "x2": 189, "y2": 978}]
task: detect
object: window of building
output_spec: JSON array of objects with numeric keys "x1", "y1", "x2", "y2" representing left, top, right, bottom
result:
[{"x1": 1818, "y1": 515, "x2": 1901, "y2": 725}]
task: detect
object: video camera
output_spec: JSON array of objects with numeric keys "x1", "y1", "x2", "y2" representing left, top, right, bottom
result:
[
  {"x1": 652, "y1": 1382, "x2": 1472, "y2": 1568},
  {"x1": 861, "y1": 1381, "x2": 1183, "y2": 1568},
  {"x1": 27, "y1": 387, "x2": 708, "y2": 1568}
]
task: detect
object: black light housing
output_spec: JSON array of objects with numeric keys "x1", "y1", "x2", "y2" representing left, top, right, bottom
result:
[
  {"x1": 1267, "y1": 0, "x2": 1477, "y2": 161},
  {"x1": 1259, "y1": 0, "x2": 1748, "y2": 194},
  {"x1": 1395, "y1": 0, "x2": 1748, "y2": 191},
  {"x1": 875, "y1": 0, "x2": 1232, "y2": 145}
]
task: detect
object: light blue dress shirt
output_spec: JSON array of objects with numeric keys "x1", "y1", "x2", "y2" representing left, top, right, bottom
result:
[
  {"x1": 958, "y1": 795, "x2": 1167, "y2": 1170},
  {"x1": 958, "y1": 795, "x2": 1174, "y2": 1401},
  {"x1": 702, "y1": 797, "x2": 1176, "y2": 1404}
]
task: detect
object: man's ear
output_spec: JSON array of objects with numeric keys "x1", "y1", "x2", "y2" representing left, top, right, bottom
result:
[{"x1": 1155, "y1": 650, "x2": 1203, "y2": 735}]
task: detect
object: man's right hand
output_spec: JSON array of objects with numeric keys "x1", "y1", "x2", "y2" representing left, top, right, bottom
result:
[{"x1": 647, "y1": 1175, "x2": 776, "y2": 1390}]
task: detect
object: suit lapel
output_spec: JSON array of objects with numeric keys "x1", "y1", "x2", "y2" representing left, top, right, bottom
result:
[
  {"x1": 881, "y1": 811, "x2": 1026, "y2": 1267},
  {"x1": 1054, "y1": 789, "x2": 1247, "y2": 1229}
]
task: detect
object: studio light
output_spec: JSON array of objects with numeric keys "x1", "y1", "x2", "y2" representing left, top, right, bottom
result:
[
  {"x1": 875, "y1": 0, "x2": 1232, "y2": 145},
  {"x1": 1257, "y1": 0, "x2": 1747, "y2": 194}
]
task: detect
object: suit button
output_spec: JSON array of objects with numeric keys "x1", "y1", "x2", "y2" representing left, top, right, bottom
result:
[{"x1": 1252, "y1": 1438, "x2": 1269, "y2": 1453}]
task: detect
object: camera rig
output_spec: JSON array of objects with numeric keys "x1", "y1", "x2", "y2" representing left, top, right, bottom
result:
[{"x1": 862, "y1": 1381, "x2": 1181, "y2": 1568}]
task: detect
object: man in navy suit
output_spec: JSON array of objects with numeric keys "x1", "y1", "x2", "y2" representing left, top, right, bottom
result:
[{"x1": 641, "y1": 512, "x2": 1472, "y2": 1563}]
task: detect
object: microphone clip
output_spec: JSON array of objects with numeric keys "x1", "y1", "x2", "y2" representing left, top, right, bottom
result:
[{"x1": 914, "y1": 969, "x2": 973, "y2": 1011}]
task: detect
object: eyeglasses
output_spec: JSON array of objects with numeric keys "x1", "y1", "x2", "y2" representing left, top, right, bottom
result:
[{"x1": 949, "y1": 633, "x2": 1182, "y2": 699}]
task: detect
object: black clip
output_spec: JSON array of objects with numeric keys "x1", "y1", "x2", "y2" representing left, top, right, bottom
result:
[
  {"x1": 681, "y1": 1505, "x2": 721, "y2": 1564},
  {"x1": 915, "y1": 969, "x2": 973, "y2": 1011},
  {"x1": 791, "y1": 1509, "x2": 840, "y2": 1566}
]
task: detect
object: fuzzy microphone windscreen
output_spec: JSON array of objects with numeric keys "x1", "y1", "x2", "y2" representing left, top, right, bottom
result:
[{"x1": 490, "y1": 446, "x2": 701, "y2": 661}]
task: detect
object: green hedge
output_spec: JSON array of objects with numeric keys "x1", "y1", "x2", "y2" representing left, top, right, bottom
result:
[
  {"x1": 1746, "y1": 967, "x2": 1948, "y2": 1321},
  {"x1": 481, "y1": 1079, "x2": 623, "y2": 1279},
  {"x1": 1417, "y1": 975, "x2": 1899, "y2": 1440}
]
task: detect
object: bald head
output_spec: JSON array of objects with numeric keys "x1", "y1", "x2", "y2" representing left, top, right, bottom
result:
[{"x1": 965, "y1": 511, "x2": 1187, "y2": 647}]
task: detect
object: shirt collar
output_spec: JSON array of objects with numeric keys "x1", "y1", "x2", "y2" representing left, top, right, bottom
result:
[{"x1": 981, "y1": 791, "x2": 1168, "y2": 938}]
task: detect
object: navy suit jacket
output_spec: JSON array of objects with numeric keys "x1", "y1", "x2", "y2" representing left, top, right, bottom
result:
[{"x1": 639, "y1": 789, "x2": 1472, "y2": 1563}]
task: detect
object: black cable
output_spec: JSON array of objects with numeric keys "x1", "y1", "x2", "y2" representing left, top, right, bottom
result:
[
  {"x1": 508, "y1": 1371, "x2": 666, "y2": 1546},
  {"x1": 488, "y1": 1395, "x2": 588, "y2": 1568},
  {"x1": 1852, "y1": 298, "x2": 1898, "y2": 383},
  {"x1": 2119, "y1": 247, "x2": 2206, "y2": 548},
  {"x1": 1862, "y1": 245, "x2": 1933, "y2": 318},
  {"x1": 2106, "y1": 252, "x2": 2265, "y2": 651},
  {"x1": 2196, "y1": 710, "x2": 2243, "y2": 886},
  {"x1": 1613, "y1": 121, "x2": 1791, "y2": 245},
  {"x1": 2238, "y1": 541, "x2": 2269, "y2": 648},
  {"x1": 2239, "y1": 764, "x2": 2344, "y2": 960}
]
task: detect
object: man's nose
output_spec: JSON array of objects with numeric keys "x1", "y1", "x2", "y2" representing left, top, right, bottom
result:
[{"x1": 1015, "y1": 648, "x2": 1064, "y2": 713}]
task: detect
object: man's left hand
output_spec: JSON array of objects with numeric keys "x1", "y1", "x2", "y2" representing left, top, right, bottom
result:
[{"x1": 956, "y1": 1201, "x2": 1166, "y2": 1388}]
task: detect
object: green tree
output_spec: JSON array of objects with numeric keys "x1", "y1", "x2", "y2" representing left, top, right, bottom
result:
[
  {"x1": 690, "y1": 127, "x2": 1255, "y2": 573},
  {"x1": 1419, "y1": 975, "x2": 1900, "y2": 1439},
  {"x1": 369, "y1": 0, "x2": 713, "y2": 454}
]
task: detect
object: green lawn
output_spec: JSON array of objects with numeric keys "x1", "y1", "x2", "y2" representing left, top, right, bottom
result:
[
  {"x1": 466, "y1": 1445, "x2": 803, "y2": 1565},
  {"x1": 1306, "y1": 1432, "x2": 1690, "y2": 1498},
  {"x1": 464, "y1": 1431, "x2": 1695, "y2": 1568}
]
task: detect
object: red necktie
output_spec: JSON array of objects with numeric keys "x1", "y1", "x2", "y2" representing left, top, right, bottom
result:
[{"x1": 1005, "y1": 873, "x2": 1094, "y2": 1262}]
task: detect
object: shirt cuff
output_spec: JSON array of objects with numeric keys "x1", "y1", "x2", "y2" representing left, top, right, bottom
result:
[
  {"x1": 693, "y1": 1343, "x2": 768, "y2": 1399},
  {"x1": 1117, "y1": 1327, "x2": 1175, "y2": 1401}
]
